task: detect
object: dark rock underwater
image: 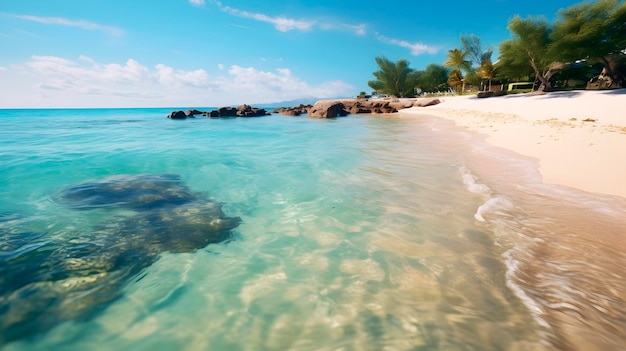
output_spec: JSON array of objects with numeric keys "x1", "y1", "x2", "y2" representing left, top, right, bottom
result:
[{"x1": 0, "y1": 174, "x2": 241, "y2": 346}]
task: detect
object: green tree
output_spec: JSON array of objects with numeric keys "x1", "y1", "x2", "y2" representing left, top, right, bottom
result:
[
  {"x1": 498, "y1": 1, "x2": 626, "y2": 91},
  {"x1": 550, "y1": 0, "x2": 626, "y2": 88},
  {"x1": 443, "y1": 48, "x2": 471, "y2": 92},
  {"x1": 459, "y1": 34, "x2": 495, "y2": 90},
  {"x1": 368, "y1": 56, "x2": 418, "y2": 97},
  {"x1": 496, "y1": 40, "x2": 535, "y2": 83},
  {"x1": 498, "y1": 16, "x2": 567, "y2": 91},
  {"x1": 415, "y1": 64, "x2": 449, "y2": 92}
]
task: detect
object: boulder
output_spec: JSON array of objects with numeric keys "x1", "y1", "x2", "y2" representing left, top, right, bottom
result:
[
  {"x1": 168, "y1": 110, "x2": 187, "y2": 119},
  {"x1": 186, "y1": 109, "x2": 203, "y2": 116},
  {"x1": 308, "y1": 101, "x2": 347, "y2": 118},
  {"x1": 273, "y1": 107, "x2": 300, "y2": 116},
  {"x1": 217, "y1": 107, "x2": 237, "y2": 117},
  {"x1": 273, "y1": 104, "x2": 312, "y2": 116},
  {"x1": 243, "y1": 108, "x2": 267, "y2": 117},
  {"x1": 586, "y1": 68, "x2": 622, "y2": 89},
  {"x1": 236, "y1": 104, "x2": 252, "y2": 116},
  {"x1": 413, "y1": 98, "x2": 441, "y2": 107}
]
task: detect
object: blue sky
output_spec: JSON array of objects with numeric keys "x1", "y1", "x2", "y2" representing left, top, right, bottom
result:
[{"x1": 0, "y1": 0, "x2": 583, "y2": 107}]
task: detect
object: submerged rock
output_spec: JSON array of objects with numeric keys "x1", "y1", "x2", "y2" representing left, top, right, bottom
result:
[
  {"x1": 57, "y1": 174, "x2": 200, "y2": 210},
  {"x1": 0, "y1": 174, "x2": 241, "y2": 345}
]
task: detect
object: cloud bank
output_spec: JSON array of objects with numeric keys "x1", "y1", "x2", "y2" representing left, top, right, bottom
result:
[{"x1": 0, "y1": 56, "x2": 354, "y2": 107}]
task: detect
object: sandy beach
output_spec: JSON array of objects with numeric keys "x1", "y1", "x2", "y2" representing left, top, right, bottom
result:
[
  {"x1": 401, "y1": 90, "x2": 626, "y2": 198},
  {"x1": 402, "y1": 90, "x2": 626, "y2": 350}
]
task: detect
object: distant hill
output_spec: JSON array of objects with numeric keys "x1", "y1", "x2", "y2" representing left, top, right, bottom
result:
[{"x1": 257, "y1": 98, "x2": 318, "y2": 109}]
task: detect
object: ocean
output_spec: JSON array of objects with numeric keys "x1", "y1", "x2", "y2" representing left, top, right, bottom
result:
[{"x1": 1, "y1": 108, "x2": 624, "y2": 350}]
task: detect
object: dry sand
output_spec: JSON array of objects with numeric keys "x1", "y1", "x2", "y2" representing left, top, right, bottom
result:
[{"x1": 401, "y1": 90, "x2": 626, "y2": 198}]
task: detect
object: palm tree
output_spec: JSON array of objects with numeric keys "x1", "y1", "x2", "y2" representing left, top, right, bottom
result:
[
  {"x1": 478, "y1": 59, "x2": 496, "y2": 91},
  {"x1": 478, "y1": 51, "x2": 496, "y2": 91},
  {"x1": 447, "y1": 69, "x2": 464, "y2": 92},
  {"x1": 444, "y1": 48, "x2": 471, "y2": 92}
]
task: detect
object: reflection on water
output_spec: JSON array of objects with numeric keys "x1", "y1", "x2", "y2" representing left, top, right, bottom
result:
[{"x1": 0, "y1": 109, "x2": 624, "y2": 350}]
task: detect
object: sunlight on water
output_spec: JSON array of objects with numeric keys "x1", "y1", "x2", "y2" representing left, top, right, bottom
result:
[{"x1": 1, "y1": 109, "x2": 624, "y2": 350}]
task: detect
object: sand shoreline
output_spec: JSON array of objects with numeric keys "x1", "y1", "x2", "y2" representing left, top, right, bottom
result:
[
  {"x1": 400, "y1": 90, "x2": 626, "y2": 198},
  {"x1": 399, "y1": 90, "x2": 626, "y2": 350}
]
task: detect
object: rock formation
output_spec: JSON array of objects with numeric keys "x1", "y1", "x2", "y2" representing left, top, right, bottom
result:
[
  {"x1": 167, "y1": 98, "x2": 440, "y2": 120},
  {"x1": 272, "y1": 104, "x2": 313, "y2": 116},
  {"x1": 307, "y1": 98, "x2": 441, "y2": 118},
  {"x1": 168, "y1": 110, "x2": 187, "y2": 119},
  {"x1": 1, "y1": 174, "x2": 241, "y2": 344},
  {"x1": 167, "y1": 105, "x2": 270, "y2": 119},
  {"x1": 308, "y1": 100, "x2": 349, "y2": 118}
]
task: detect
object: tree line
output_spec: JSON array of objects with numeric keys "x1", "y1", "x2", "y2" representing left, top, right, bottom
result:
[{"x1": 368, "y1": 0, "x2": 626, "y2": 97}]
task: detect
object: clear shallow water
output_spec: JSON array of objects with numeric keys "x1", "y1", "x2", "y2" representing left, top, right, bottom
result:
[{"x1": 0, "y1": 109, "x2": 624, "y2": 350}]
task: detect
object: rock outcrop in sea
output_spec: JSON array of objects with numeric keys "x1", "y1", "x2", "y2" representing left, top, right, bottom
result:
[
  {"x1": 271, "y1": 104, "x2": 313, "y2": 116},
  {"x1": 168, "y1": 104, "x2": 270, "y2": 119},
  {"x1": 306, "y1": 98, "x2": 441, "y2": 118},
  {"x1": 167, "y1": 98, "x2": 441, "y2": 119}
]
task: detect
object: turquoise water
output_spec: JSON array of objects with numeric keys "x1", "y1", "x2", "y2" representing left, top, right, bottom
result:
[{"x1": 1, "y1": 109, "x2": 624, "y2": 350}]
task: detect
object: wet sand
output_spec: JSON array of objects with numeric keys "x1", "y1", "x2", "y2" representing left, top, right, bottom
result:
[{"x1": 401, "y1": 92, "x2": 626, "y2": 350}]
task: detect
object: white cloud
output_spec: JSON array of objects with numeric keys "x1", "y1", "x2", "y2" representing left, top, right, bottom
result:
[
  {"x1": 320, "y1": 22, "x2": 367, "y2": 36},
  {"x1": 352, "y1": 24, "x2": 367, "y2": 36},
  {"x1": 222, "y1": 65, "x2": 353, "y2": 102},
  {"x1": 209, "y1": 3, "x2": 369, "y2": 35},
  {"x1": 13, "y1": 14, "x2": 123, "y2": 36},
  {"x1": 218, "y1": 5, "x2": 314, "y2": 32},
  {"x1": 0, "y1": 56, "x2": 353, "y2": 107},
  {"x1": 217, "y1": 63, "x2": 225, "y2": 70},
  {"x1": 375, "y1": 33, "x2": 438, "y2": 55},
  {"x1": 203, "y1": 2, "x2": 367, "y2": 37},
  {"x1": 156, "y1": 64, "x2": 209, "y2": 87},
  {"x1": 189, "y1": 0, "x2": 205, "y2": 6},
  {"x1": 27, "y1": 56, "x2": 152, "y2": 85}
]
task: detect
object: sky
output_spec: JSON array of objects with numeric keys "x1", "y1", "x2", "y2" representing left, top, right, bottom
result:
[{"x1": 0, "y1": 0, "x2": 585, "y2": 108}]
